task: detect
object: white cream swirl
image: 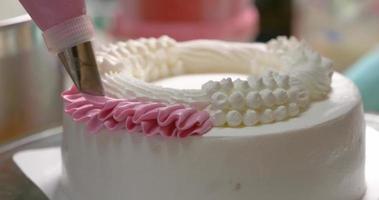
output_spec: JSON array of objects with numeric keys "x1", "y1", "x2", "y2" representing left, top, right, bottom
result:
[{"x1": 96, "y1": 36, "x2": 333, "y2": 127}]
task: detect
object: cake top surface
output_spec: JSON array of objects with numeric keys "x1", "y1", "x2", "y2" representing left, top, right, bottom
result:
[{"x1": 62, "y1": 36, "x2": 354, "y2": 138}]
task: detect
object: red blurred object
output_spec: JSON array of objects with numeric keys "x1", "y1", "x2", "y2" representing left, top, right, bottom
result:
[
  {"x1": 112, "y1": 0, "x2": 259, "y2": 41},
  {"x1": 139, "y1": 0, "x2": 203, "y2": 21}
]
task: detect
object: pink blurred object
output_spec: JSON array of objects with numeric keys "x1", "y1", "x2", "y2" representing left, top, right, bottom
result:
[
  {"x1": 18, "y1": 0, "x2": 85, "y2": 31},
  {"x1": 111, "y1": 0, "x2": 259, "y2": 41}
]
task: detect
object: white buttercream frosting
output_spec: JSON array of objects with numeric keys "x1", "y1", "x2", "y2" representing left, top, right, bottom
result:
[{"x1": 96, "y1": 36, "x2": 333, "y2": 127}]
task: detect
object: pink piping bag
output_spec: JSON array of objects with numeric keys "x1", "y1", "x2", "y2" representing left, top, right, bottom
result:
[{"x1": 19, "y1": 0, "x2": 104, "y2": 96}]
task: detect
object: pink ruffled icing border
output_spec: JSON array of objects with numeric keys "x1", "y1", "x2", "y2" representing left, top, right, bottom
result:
[{"x1": 62, "y1": 87, "x2": 213, "y2": 137}]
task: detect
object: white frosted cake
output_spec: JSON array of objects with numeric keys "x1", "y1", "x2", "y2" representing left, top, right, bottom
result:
[{"x1": 60, "y1": 36, "x2": 366, "y2": 200}]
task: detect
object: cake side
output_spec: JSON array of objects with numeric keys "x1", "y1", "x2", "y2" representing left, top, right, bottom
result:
[{"x1": 60, "y1": 74, "x2": 366, "y2": 200}]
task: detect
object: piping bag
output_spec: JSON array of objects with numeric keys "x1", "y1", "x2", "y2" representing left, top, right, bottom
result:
[{"x1": 19, "y1": 0, "x2": 104, "y2": 96}]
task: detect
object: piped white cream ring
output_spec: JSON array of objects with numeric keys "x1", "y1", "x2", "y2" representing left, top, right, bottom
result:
[{"x1": 96, "y1": 36, "x2": 333, "y2": 127}]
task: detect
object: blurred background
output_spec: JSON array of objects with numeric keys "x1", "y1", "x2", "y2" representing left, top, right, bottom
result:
[{"x1": 0, "y1": 0, "x2": 378, "y2": 144}]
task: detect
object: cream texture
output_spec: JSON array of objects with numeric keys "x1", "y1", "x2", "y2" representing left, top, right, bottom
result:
[
  {"x1": 96, "y1": 36, "x2": 333, "y2": 127},
  {"x1": 61, "y1": 73, "x2": 366, "y2": 200}
]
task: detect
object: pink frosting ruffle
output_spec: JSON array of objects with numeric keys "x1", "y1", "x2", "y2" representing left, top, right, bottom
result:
[{"x1": 62, "y1": 87, "x2": 213, "y2": 137}]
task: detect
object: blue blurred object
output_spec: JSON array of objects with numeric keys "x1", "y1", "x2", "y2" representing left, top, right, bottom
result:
[{"x1": 346, "y1": 46, "x2": 379, "y2": 112}]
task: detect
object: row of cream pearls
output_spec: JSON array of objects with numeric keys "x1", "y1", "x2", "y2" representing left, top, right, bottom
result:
[{"x1": 201, "y1": 71, "x2": 310, "y2": 127}]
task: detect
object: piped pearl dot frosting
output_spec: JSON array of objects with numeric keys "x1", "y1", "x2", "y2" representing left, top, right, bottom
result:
[
  {"x1": 262, "y1": 71, "x2": 277, "y2": 90},
  {"x1": 211, "y1": 110, "x2": 226, "y2": 126},
  {"x1": 243, "y1": 110, "x2": 259, "y2": 126},
  {"x1": 211, "y1": 92, "x2": 228, "y2": 109},
  {"x1": 260, "y1": 109, "x2": 274, "y2": 124},
  {"x1": 226, "y1": 110, "x2": 243, "y2": 127},
  {"x1": 246, "y1": 91, "x2": 262, "y2": 109},
  {"x1": 274, "y1": 74, "x2": 290, "y2": 89},
  {"x1": 260, "y1": 89, "x2": 276, "y2": 108},
  {"x1": 209, "y1": 102, "x2": 304, "y2": 127},
  {"x1": 204, "y1": 70, "x2": 316, "y2": 127},
  {"x1": 220, "y1": 78, "x2": 233, "y2": 92},
  {"x1": 273, "y1": 88, "x2": 288, "y2": 105},
  {"x1": 229, "y1": 91, "x2": 245, "y2": 110},
  {"x1": 274, "y1": 106, "x2": 287, "y2": 121},
  {"x1": 233, "y1": 79, "x2": 249, "y2": 91}
]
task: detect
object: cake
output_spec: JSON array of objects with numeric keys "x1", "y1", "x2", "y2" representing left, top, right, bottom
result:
[{"x1": 60, "y1": 36, "x2": 366, "y2": 200}]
